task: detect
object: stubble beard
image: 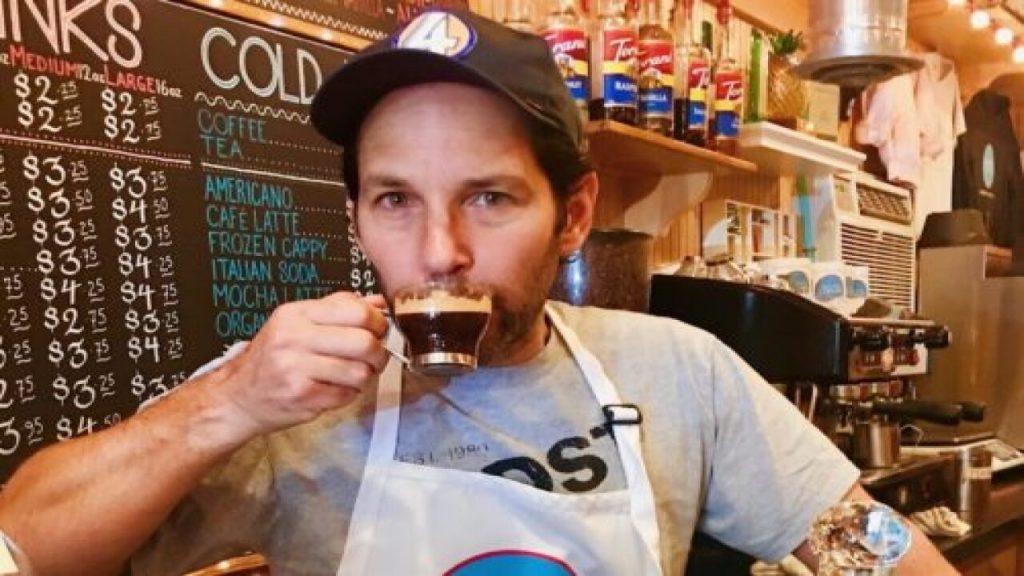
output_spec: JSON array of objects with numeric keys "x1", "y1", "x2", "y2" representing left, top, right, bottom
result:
[{"x1": 476, "y1": 239, "x2": 561, "y2": 366}]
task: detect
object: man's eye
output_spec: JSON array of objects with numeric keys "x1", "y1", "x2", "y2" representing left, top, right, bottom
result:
[
  {"x1": 469, "y1": 191, "x2": 510, "y2": 207},
  {"x1": 378, "y1": 192, "x2": 407, "y2": 209}
]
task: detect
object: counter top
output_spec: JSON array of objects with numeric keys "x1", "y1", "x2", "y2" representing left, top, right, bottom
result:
[{"x1": 934, "y1": 466, "x2": 1024, "y2": 562}]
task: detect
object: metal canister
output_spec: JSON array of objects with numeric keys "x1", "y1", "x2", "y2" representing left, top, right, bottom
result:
[
  {"x1": 953, "y1": 447, "x2": 992, "y2": 518},
  {"x1": 853, "y1": 419, "x2": 900, "y2": 469}
]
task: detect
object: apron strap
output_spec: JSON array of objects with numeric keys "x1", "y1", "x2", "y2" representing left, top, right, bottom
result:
[
  {"x1": 544, "y1": 304, "x2": 662, "y2": 564},
  {"x1": 338, "y1": 326, "x2": 405, "y2": 574},
  {"x1": 366, "y1": 326, "x2": 404, "y2": 467}
]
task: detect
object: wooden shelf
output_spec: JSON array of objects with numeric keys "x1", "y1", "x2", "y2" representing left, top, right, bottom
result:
[
  {"x1": 585, "y1": 120, "x2": 757, "y2": 236},
  {"x1": 586, "y1": 120, "x2": 758, "y2": 177},
  {"x1": 737, "y1": 121, "x2": 865, "y2": 177}
]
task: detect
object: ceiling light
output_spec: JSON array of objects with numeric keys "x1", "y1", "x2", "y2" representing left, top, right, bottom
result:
[
  {"x1": 948, "y1": 0, "x2": 966, "y2": 6},
  {"x1": 996, "y1": 25, "x2": 1015, "y2": 45},
  {"x1": 971, "y1": 8, "x2": 991, "y2": 29},
  {"x1": 1014, "y1": 44, "x2": 1024, "y2": 63}
]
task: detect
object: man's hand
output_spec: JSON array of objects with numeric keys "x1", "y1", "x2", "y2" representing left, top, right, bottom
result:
[{"x1": 211, "y1": 291, "x2": 390, "y2": 440}]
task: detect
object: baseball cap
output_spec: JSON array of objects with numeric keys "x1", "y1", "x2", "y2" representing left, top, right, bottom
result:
[{"x1": 310, "y1": 7, "x2": 587, "y2": 160}]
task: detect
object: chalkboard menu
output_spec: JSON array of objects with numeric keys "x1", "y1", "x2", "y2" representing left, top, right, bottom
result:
[
  {"x1": 0, "y1": 0, "x2": 376, "y2": 480},
  {"x1": 236, "y1": 0, "x2": 398, "y2": 42}
]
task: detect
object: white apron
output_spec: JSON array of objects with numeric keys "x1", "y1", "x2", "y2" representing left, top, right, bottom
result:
[{"x1": 336, "y1": 304, "x2": 664, "y2": 575}]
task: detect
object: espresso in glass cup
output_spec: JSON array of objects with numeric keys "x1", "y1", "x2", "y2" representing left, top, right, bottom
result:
[{"x1": 393, "y1": 280, "x2": 492, "y2": 377}]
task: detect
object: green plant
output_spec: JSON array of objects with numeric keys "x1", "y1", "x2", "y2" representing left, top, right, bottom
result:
[{"x1": 770, "y1": 30, "x2": 804, "y2": 57}]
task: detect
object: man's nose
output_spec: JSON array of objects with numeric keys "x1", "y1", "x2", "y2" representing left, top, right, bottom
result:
[{"x1": 422, "y1": 211, "x2": 473, "y2": 277}]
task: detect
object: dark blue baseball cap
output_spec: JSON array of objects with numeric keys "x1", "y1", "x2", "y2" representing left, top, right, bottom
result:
[{"x1": 310, "y1": 7, "x2": 586, "y2": 159}]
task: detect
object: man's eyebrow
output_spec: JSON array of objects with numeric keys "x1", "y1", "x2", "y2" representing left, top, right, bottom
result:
[
  {"x1": 361, "y1": 175, "x2": 411, "y2": 188},
  {"x1": 463, "y1": 175, "x2": 531, "y2": 189},
  {"x1": 360, "y1": 174, "x2": 532, "y2": 191}
]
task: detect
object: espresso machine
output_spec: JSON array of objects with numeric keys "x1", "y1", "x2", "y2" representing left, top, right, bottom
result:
[{"x1": 649, "y1": 275, "x2": 977, "y2": 513}]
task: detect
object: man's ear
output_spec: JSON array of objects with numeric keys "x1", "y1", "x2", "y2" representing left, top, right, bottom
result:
[{"x1": 558, "y1": 171, "x2": 599, "y2": 258}]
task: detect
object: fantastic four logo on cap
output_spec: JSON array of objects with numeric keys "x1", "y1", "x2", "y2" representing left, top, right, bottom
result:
[
  {"x1": 444, "y1": 549, "x2": 576, "y2": 576},
  {"x1": 394, "y1": 10, "x2": 478, "y2": 59}
]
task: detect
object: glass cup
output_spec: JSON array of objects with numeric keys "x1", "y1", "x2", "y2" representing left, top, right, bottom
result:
[{"x1": 392, "y1": 280, "x2": 492, "y2": 377}]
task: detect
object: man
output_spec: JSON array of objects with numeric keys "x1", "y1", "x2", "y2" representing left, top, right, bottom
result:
[{"x1": 0, "y1": 8, "x2": 956, "y2": 575}]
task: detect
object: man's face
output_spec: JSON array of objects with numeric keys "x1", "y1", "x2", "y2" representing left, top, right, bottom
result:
[{"x1": 354, "y1": 83, "x2": 564, "y2": 363}]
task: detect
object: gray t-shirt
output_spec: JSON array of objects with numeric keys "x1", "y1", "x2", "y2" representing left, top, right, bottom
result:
[{"x1": 132, "y1": 302, "x2": 859, "y2": 575}]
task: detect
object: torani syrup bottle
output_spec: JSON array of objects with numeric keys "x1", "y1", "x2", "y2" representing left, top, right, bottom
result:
[
  {"x1": 710, "y1": 0, "x2": 744, "y2": 155},
  {"x1": 589, "y1": 0, "x2": 639, "y2": 125},
  {"x1": 542, "y1": 0, "x2": 591, "y2": 121},
  {"x1": 637, "y1": 0, "x2": 673, "y2": 136},
  {"x1": 672, "y1": 0, "x2": 710, "y2": 145}
]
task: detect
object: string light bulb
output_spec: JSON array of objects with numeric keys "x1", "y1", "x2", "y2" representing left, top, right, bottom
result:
[
  {"x1": 996, "y1": 25, "x2": 1015, "y2": 45},
  {"x1": 1014, "y1": 43, "x2": 1024, "y2": 63},
  {"x1": 971, "y1": 8, "x2": 992, "y2": 29},
  {"x1": 948, "y1": 0, "x2": 967, "y2": 6}
]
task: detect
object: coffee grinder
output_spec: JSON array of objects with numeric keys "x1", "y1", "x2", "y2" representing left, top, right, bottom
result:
[{"x1": 649, "y1": 275, "x2": 980, "y2": 514}]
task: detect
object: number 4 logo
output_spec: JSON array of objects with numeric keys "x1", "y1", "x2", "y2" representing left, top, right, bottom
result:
[{"x1": 395, "y1": 11, "x2": 477, "y2": 59}]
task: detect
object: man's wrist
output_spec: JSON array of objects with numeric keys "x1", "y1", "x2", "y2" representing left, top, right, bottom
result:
[{"x1": 145, "y1": 368, "x2": 259, "y2": 461}]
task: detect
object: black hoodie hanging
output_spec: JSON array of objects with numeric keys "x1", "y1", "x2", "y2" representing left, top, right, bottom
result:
[{"x1": 952, "y1": 89, "x2": 1024, "y2": 247}]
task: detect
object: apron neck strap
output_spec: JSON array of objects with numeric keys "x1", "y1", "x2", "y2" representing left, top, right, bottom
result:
[{"x1": 365, "y1": 326, "x2": 405, "y2": 467}]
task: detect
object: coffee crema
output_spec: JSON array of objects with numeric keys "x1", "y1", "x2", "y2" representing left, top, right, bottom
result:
[{"x1": 393, "y1": 291, "x2": 492, "y2": 315}]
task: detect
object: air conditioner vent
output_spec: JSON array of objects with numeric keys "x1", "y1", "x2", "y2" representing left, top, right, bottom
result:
[{"x1": 840, "y1": 224, "x2": 915, "y2": 309}]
